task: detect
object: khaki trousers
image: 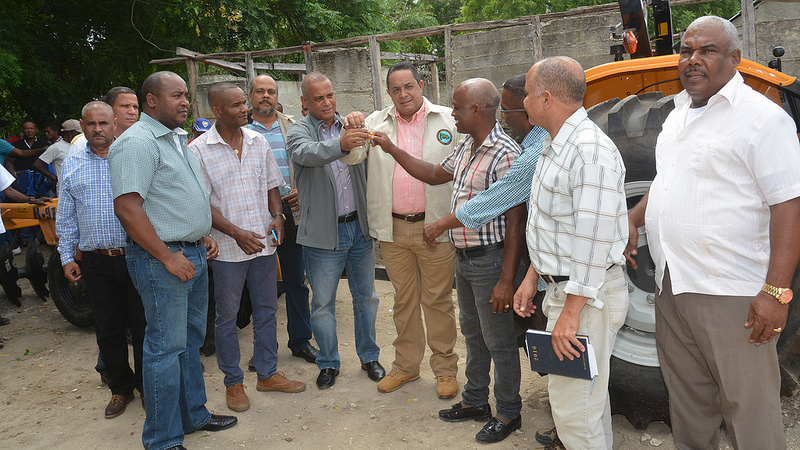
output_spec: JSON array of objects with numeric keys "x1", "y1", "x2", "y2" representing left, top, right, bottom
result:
[
  {"x1": 544, "y1": 265, "x2": 629, "y2": 450},
  {"x1": 656, "y1": 267, "x2": 785, "y2": 450},
  {"x1": 379, "y1": 218, "x2": 458, "y2": 376}
]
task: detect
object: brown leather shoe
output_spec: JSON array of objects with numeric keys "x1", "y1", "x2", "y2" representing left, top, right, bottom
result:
[
  {"x1": 436, "y1": 375, "x2": 458, "y2": 399},
  {"x1": 377, "y1": 369, "x2": 420, "y2": 393},
  {"x1": 105, "y1": 393, "x2": 135, "y2": 419},
  {"x1": 226, "y1": 383, "x2": 250, "y2": 412},
  {"x1": 257, "y1": 371, "x2": 306, "y2": 393}
]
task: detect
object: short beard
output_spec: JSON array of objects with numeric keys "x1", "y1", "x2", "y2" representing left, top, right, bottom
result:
[{"x1": 256, "y1": 105, "x2": 275, "y2": 116}]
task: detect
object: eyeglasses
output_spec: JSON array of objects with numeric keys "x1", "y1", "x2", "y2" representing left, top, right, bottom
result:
[{"x1": 499, "y1": 108, "x2": 526, "y2": 114}]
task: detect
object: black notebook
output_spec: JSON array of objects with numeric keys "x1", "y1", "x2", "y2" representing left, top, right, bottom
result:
[{"x1": 525, "y1": 329, "x2": 598, "y2": 380}]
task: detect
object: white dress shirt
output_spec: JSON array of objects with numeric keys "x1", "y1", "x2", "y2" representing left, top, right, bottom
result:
[{"x1": 646, "y1": 72, "x2": 800, "y2": 296}]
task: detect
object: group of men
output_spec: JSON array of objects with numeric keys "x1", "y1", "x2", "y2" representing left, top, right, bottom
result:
[{"x1": 41, "y1": 13, "x2": 799, "y2": 450}]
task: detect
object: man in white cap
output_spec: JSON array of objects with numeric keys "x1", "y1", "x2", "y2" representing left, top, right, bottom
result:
[{"x1": 34, "y1": 119, "x2": 81, "y2": 184}]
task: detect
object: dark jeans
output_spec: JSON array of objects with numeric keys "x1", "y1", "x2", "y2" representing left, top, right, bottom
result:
[
  {"x1": 455, "y1": 246, "x2": 523, "y2": 420},
  {"x1": 277, "y1": 237, "x2": 313, "y2": 352},
  {"x1": 82, "y1": 252, "x2": 146, "y2": 395}
]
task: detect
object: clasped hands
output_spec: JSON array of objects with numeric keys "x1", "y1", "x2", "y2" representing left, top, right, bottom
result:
[{"x1": 342, "y1": 112, "x2": 395, "y2": 153}]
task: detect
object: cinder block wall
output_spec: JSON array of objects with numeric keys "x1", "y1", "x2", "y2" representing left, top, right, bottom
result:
[{"x1": 733, "y1": 0, "x2": 800, "y2": 77}]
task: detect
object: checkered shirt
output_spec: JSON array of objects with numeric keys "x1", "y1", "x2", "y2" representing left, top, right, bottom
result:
[
  {"x1": 527, "y1": 108, "x2": 628, "y2": 300},
  {"x1": 189, "y1": 124, "x2": 284, "y2": 262},
  {"x1": 441, "y1": 121, "x2": 521, "y2": 248}
]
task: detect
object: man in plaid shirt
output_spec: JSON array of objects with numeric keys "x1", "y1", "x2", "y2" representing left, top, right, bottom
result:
[
  {"x1": 372, "y1": 78, "x2": 526, "y2": 444},
  {"x1": 514, "y1": 56, "x2": 629, "y2": 449},
  {"x1": 190, "y1": 82, "x2": 306, "y2": 413}
]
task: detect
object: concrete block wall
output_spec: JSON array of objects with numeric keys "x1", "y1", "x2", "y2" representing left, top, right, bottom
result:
[
  {"x1": 452, "y1": 10, "x2": 622, "y2": 94},
  {"x1": 312, "y1": 48, "x2": 376, "y2": 116},
  {"x1": 734, "y1": 1, "x2": 800, "y2": 77}
]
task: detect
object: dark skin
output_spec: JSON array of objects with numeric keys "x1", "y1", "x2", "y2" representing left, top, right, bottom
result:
[
  {"x1": 250, "y1": 75, "x2": 299, "y2": 213},
  {"x1": 422, "y1": 86, "x2": 533, "y2": 246},
  {"x1": 114, "y1": 75, "x2": 218, "y2": 282},
  {"x1": 624, "y1": 23, "x2": 800, "y2": 345},
  {"x1": 208, "y1": 86, "x2": 284, "y2": 252}
]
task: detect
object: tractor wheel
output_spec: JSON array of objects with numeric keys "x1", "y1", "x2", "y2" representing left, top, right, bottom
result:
[
  {"x1": 587, "y1": 92, "x2": 800, "y2": 430},
  {"x1": 47, "y1": 249, "x2": 94, "y2": 328}
]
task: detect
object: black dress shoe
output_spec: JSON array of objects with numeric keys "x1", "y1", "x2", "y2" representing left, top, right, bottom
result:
[
  {"x1": 166, "y1": 446, "x2": 187, "y2": 450},
  {"x1": 475, "y1": 415, "x2": 522, "y2": 443},
  {"x1": 0, "y1": 316, "x2": 9, "y2": 326},
  {"x1": 248, "y1": 356, "x2": 256, "y2": 372},
  {"x1": 360, "y1": 361, "x2": 385, "y2": 381},
  {"x1": 292, "y1": 344, "x2": 320, "y2": 364},
  {"x1": 316, "y1": 368, "x2": 339, "y2": 389},
  {"x1": 199, "y1": 414, "x2": 238, "y2": 432},
  {"x1": 438, "y1": 402, "x2": 492, "y2": 422}
]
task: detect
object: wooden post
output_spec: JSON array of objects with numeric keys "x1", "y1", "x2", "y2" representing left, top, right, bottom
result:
[
  {"x1": 185, "y1": 57, "x2": 200, "y2": 120},
  {"x1": 303, "y1": 44, "x2": 314, "y2": 74},
  {"x1": 740, "y1": 0, "x2": 756, "y2": 60},
  {"x1": 368, "y1": 36, "x2": 384, "y2": 111},
  {"x1": 531, "y1": 16, "x2": 543, "y2": 62},
  {"x1": 245, "y1": 52, "x2": 256, "y2": 90},
  {"x1": 444, "y1": 26, "x2": 453, "y2": 104},
  {"x1": 429, "y1": 62, "x2": 440, "y2": 106}
]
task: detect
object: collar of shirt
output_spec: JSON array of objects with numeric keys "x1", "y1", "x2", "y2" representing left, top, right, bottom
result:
[
  {"x1": 674, "y1": 71, "x2": 742, "y2": 111},
  {"x1": 521, "y1": 126, "x2": 548, "y2": 152},
  {"x1": 392, "y1": 102, "x2": 426, "y2": 125},
  {"x1": 248, "y1": 119, "x2": 280, "y2": 134},
  {"x1": 203, "y1": 123, "x2": 256, "y2": 157},
  {"x1": 549, "y1": 107, "x2": 588, "y2": 157}
]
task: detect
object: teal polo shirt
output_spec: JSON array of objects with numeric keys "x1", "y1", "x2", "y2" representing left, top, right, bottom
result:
[{"x1": 109, "y1": 112, "x2": 212, "y2": 243}]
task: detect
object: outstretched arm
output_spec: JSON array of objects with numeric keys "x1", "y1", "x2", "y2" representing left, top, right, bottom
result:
[{"x1": 370, "y1": 131, "x2": 452, "y2": 185}]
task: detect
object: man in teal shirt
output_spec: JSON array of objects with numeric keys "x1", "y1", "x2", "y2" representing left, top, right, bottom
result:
[{"x1": 109, "y1": 71, "x2": 237, "y2": 450}]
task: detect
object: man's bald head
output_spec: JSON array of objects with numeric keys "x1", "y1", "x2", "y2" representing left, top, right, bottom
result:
[
  {"x1": 458, "y1": 78, "x2": 500, "y2": 116},
  {"x1": 207, "y1": 82, "x2": 242, "y2": 107},
  {"x1": 250, "y1": 74, "x2": 278, "y2": 95},
  {"x1": 301, "y1": 72, "x2": 331, "y2": 98},
  {"x1": 142, "y1": 71, "x2": 183, "y2": 99},
  {"x1": 529, "y1": 57, "x2": 586, "y2": 106}
]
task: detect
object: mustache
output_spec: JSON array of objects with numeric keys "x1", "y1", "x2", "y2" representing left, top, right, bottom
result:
[{"x1": 684, "y1": 68, "x2": 706, "y2": 76}]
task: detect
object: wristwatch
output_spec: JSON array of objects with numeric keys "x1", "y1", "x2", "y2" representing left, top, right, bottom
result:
[{"x1": 762, "y1": 282, "x2": 793, "y2": 304}]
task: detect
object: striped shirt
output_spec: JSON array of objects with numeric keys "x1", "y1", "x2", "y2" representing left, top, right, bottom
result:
[
  {"x1": 190, "y1": 124, "x2": 283, "y2": 262},
  {"x1": 441, "y1": 122, "x2": 520, "y2": 248},
  {"x1": 456, "y1": 126, "x2": 547, "y2": 230},
  {"x1": 527, "y1": 108, "x2": 628, "y2": 301},
  {"x1": 248, "y1": 120, "x2": 291, "y2": 185},
  {"x1": 56, "y1": 142, "x2": 128, "y2": 265}
]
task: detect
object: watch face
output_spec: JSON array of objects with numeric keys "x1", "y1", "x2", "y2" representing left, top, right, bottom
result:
[{"x1": 781, "y1": 289, "x2": 793, "y2": 304}]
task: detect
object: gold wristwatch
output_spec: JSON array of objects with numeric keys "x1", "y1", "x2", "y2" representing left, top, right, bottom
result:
[{"x1": 762, "y1": 282, "x2": 793, "y2": 305}]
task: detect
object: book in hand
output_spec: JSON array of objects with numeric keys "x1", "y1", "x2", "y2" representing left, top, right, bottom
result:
[{"x1": 525, "y1": 329, "x2": 599, "y2": 380}]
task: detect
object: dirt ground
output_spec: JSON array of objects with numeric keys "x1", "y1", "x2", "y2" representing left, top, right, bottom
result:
[{"x1": 2, "y1": 250, "x2": 800, "y2": 449}]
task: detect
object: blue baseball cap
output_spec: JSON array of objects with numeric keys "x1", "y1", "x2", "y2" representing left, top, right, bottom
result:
[{"x1": 193, "y1": 118, "x2": 212, "y2": 132}]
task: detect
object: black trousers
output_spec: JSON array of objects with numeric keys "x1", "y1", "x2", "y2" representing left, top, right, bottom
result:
[{"x1": 82, "y1": 252, "x2": 146, "y2": 395}]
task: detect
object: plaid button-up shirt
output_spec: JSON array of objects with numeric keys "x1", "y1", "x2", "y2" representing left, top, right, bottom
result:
[
  {"x1": 527, "y1": 107, "x2": 628, "y2": 300},
  {"x1": 441, "y1": 122, "x2": 521, "y2": 248},
  {"x1": 190, "y1": 124, "x2": 283, "y2": 262}
]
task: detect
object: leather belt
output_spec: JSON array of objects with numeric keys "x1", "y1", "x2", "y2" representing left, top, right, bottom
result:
[
  {"x1": 455, "y1": 241, "x2": 504, "y2": 259},
  {"x1": 391, "y1": 212, "x2": 425, "y2": 223},
  {"x1": 338, "y1": 212, "x2": 358, "y2": 223},
  {"x1": 164, "y1": 240, "x2": 202, "y2": 247},
  {"x1": 88, "y1": 248, "x2": 125, "y2": 256},
  {"x1": 541, "y1": 275, "x2": 569, "y2": 284},
  {"x1": 541, "y1": 265, "x2": 618, "y2": 285}
]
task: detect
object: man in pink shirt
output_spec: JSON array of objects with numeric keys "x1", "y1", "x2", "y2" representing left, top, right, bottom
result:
[{"x1": 344, "y1": 62, "x2": 460, "y2": 399}]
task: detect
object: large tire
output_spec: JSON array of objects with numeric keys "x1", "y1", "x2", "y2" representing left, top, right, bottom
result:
[
  {"x1": 47, "y1": 249, "x2": 94, "y2": 328},
  {"x1": 587, "y1": 93, "x2": 800, "y2": 430}
]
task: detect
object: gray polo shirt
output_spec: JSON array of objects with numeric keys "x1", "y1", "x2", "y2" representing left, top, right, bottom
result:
[{"x1": 109, "y1": 112, "x2": 212, "y2": 243}]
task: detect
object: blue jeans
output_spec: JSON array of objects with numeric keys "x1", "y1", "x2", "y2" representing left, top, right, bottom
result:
[
  {"x1": 277, "y1": 238, "x2": 313, "y2": 352},
  {"x1": 126, "y1": 241, "x2": 212, "y2": 450},
  {"x1": 302, "y1": 220, "x2": 380, "y2": 370},
  {"x1": 210, "y1": 255, "x2": 278, "y2": 385},
  {"x1": 456, "y1": 246, "x2": 522, "y2": 420}
]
